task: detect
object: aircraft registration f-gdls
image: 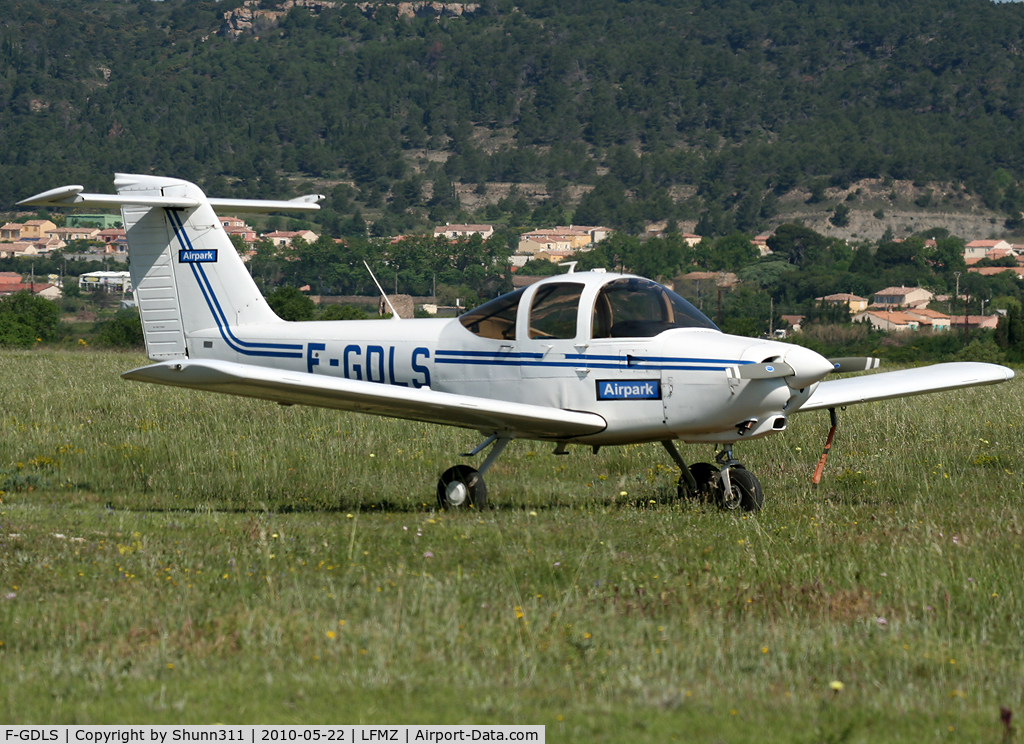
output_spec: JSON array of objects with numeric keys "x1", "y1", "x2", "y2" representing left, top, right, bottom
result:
[{"x1": 21, "y1": 175, "x2": 1015, "y2": 512}]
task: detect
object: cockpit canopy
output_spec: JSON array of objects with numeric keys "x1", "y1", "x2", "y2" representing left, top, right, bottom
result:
[{"x1": 459, "y1": 275, "x2": 718, "y2": 341}]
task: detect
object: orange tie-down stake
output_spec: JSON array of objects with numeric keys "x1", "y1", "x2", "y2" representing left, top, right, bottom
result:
[{"x1": 812, "y1": 407, "x2": 838, "y2": 487}]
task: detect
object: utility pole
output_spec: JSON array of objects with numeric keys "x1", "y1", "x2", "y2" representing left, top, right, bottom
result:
[
  {"x1": 717, "y1": 271, "x2": 726, "y2": 327},
  {"x1": 964, "y1": 292, "x2": 970, "y2": 343},
  {"x1": 953, "y1": 271, "x2": 961, "y2": 336}
]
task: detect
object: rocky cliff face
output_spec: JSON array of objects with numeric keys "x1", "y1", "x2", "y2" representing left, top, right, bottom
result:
[{"x1": 221, "y1": 0, "x2": 481, "y2": 37}]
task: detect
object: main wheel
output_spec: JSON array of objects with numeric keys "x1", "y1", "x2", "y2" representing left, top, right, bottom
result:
[
  {"x1": 714, "y1": 466, "x2": 764, "y2": 512},
  {"x1": 678, "y1": 462, "x2": 718, "y2": 500},
  {"x1": 436, "y1": 465, "x2": 487, "y2": 510}
]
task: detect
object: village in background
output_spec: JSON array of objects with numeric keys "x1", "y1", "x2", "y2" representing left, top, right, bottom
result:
[{"x1": 2, "y1": 202, "x2": 1024, "y2": 363}]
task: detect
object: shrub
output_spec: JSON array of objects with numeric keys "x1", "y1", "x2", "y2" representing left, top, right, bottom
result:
[
  {"x1": 95, "y1": 309, "x2": 144, "y2": 348},
  {"x1": 0, "y1": 292, "x2": 60, "y2": 347}
]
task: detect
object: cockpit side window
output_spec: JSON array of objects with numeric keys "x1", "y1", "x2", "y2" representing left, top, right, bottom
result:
[
  {"x1": 528, "y1": 283, "x2": 584, "y2": 339},
  {"x1": 459, "y1": 288, "x2": 525, "y2": 340},
  {"x1": 591, "y1": 277, "x2": 718, "y2": 338}
]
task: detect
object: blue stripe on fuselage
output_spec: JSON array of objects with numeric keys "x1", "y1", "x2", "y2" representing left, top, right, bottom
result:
[
  {"x1": 434, "y1": 348, "x2": 744, "y2": 371},
  {"x1": 165, "y1": 209, "x2": 302, "y2": 359}
]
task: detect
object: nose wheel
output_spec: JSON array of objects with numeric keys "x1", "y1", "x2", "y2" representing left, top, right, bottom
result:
[
  {"x1": 714, "y1": 465, "x2": 763, "y2": 512},
  {"x1": 663, "y1": 441, "x2": 764, "y2": 512}
]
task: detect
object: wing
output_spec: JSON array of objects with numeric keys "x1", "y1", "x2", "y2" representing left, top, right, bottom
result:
[
  {"x1": 122, "y1": 359, "x2": 607, "y2": 440},
  {"x1": 797, "y1": 362, "x2": 1014, "y2": 412}
]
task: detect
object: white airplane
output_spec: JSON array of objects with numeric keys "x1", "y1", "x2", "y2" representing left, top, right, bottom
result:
[{"x1": 21, "y1": 174, "x2": 1015, "y2": 512}]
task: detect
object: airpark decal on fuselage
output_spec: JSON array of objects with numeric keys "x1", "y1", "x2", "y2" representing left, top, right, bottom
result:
[{"x1": 596, "y1": 379, "x2": 661, "y2": 400}]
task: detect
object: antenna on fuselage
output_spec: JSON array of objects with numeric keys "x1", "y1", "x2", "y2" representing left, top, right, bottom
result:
[
  {"x1": 558, "y1": 261, "x2": 578, "y2": 274},
  {"x1": 363, "y1": 260, "x2": 402, "y2": 320}
]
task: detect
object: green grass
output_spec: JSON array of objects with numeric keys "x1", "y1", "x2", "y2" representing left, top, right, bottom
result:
[{"x1": 1, "y1": 350, "x2": 1023, "y2": 740}]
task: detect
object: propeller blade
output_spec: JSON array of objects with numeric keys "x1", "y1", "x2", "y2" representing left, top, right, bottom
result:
[
  {"x1": 737, "y1": 362, "x2": 795, "y2": 380},
  {"x1": 828, "y1": 357, "x2": 880, "y2": 374}
]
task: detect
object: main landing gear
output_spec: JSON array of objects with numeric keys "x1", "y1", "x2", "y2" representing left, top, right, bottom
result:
[
  {"x1": 436, "y1": 435, "x2": 512, "y2": 510},
  {"x1": 662, "y1": 440, "x2": 764, "y2": 512},
  {"x1": 437, "y1": 435, "x2": 764, "y2": 512}
]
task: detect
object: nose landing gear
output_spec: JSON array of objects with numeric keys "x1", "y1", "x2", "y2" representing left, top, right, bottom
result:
[{"x1": 662, "y1": 441, "x2": 764, "y2": 512}]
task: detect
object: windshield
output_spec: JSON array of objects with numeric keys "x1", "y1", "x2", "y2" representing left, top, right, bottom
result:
[
  {"x1": 592, "y1": 277, "x2": 718, "y2": 338},
  {"x1": 459, "y1": 288, "x2": 525, "y2": 340}
]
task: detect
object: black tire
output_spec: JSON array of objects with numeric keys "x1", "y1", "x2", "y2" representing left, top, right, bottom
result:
[
  {"x1": 436, "y1": 465, "x2": 486, "y2": 510},
  {"x1": 714, "y1": 466, "x2": 764, "y2": 512},
  {"x1": 678, "y1": 462, "x2": 718, "y2": 500}
]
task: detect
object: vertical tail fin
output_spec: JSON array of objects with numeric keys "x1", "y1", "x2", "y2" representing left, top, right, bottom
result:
[
  {"x1": 19, "y1": 173, "x2": 323, "y2": 361},
  {"x1": 116, "y1": 174, "x2": 283, "y2": 360}
]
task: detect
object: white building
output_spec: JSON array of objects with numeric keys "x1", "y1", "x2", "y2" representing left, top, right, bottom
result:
[
  {"x1": 434, "y1": 224, "x2": 494, "y2": 241},
  {"x1": 79, "y1": 271, "x2": 132, "y2": 293}
]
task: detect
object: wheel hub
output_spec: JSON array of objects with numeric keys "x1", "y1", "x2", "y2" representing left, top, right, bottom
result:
[{"x1": 446, "y1": 481, "x2": 468, "y2": 506}]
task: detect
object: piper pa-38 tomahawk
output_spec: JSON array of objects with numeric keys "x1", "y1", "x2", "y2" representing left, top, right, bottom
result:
[{"x1": 21, "y1": 175, "x2": 1015, "y2": 512}]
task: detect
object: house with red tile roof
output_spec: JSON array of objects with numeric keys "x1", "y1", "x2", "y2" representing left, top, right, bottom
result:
[
  {"x1": 964, "y1": 239, "x2": 1013, "y2": 261},
  {"x1": 262, "y1": 229, "x2": 319, "y2": 247},
  {"x1": 872, "y1": 286, "x2": 933, "y2": 309},
  {"x1": 0, "y1": 223, "x2": 22, "y2": 241},
  {"x1": 97, "y1": 228, "x2": 126, "y2": 245},
  {"x1": 780, "y1": 314, "x2": 804, "y2": 332},
  {"x1": 853, "y1": 310, "x2": 921, "y2": 332},
  {"x1": 814, "y1": 293, "x2": 869, "y2": 313},
  {"x1": 47, "y1": 227, "x2": 101, "y2": 242},
  {"x1": 224, "y1": 225, "x2": 258, "y2": 244},
  {"x1": 969, "y1": 266, "x2": 1024, "y2": 278},
  {"x1": 0, "y1": 281, "x2": 60, "y2": 299},
  {"x1": 950, "y1": 315, "x2": 999, "y2": 330},
  {"x1": 19, "y1": 220, "x2": 56, "y2": 239},
  {"x1": 903, "y1": 308, "x2": 952, "y2": 331}
]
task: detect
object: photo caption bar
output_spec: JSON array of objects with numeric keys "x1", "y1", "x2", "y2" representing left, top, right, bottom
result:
[{"x1": 2, "y1": 727, "x2": 543, "y2": 744}]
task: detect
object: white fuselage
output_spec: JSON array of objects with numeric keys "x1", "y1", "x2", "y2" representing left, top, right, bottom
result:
[{"x1": 184, "y1": 315, "x2": 823, "y2": 446}]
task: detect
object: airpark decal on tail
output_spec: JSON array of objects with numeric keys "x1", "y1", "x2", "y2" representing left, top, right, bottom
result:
[{"x1": 179, "y1": 249, "x2": 218, "y2": 263}]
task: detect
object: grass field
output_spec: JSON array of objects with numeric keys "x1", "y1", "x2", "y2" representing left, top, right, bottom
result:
[{"x1": 1, "y1": 350, "x2": 1023, "y2": 741}]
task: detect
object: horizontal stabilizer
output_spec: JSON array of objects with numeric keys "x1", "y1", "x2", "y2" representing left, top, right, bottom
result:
[
  {"x1": 206, "y1": 196, "x2": 324, "y2": 213},
  {"x1": 122, "y1": 359, "x2": 607, "y2": 440},
  {"x1": 19, "y1": 184, "x2": 323, "y2": 213},
  {"x1": 798, "y1": 362, "x2": 1014, "y2": 411},
  {"x1": 19, "y1": 187, "x2": 198, "y2": 210}
]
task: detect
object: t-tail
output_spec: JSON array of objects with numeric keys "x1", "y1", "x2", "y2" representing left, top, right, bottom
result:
[{"x1": 19, "y1": 174, "x2": 324, "y2": 360}]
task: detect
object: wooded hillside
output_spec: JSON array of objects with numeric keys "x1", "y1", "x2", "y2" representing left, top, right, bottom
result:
[{"x1": 3, "y1": 0, "x2": 1024, "y2": 234}]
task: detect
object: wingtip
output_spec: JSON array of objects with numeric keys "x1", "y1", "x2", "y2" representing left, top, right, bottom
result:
[{"x1": 17, "y1": 184, "x2": 84, "y2": 207}]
